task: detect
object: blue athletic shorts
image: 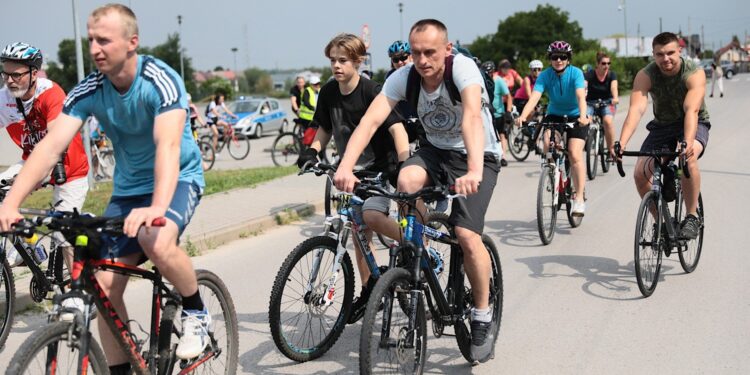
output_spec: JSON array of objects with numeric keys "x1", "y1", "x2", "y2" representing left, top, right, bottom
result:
[
  {"x1": 101, "y1": 180, "x2": 202, "y2": 259},
  {"x1": 586, "y1": 101, "x2": 616, "y2": 118}
]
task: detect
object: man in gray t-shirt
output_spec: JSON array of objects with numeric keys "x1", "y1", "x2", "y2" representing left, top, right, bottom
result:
[{"x1": 332, "y1": 19, "x2": 500, "y2": 364}]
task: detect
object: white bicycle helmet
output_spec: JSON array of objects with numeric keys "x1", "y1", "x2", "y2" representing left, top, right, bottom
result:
[{"x1": 529, "y1": 60, "x2": 543, "y2": 70}]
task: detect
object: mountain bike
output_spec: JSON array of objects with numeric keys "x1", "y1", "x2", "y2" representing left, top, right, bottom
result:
[
  {"x1": 199, "y1": 120, "x2": 251, "y2": 160},
  {"x1": 271, "y1": 120, "x2": 337, "y2": 167},
  {"x1": 357, "y1": 184, "x2": 502, "y2": 373},
  {"x1": 614, "y1": 141, "x2": 704, "y2": 297},
  {"x1": 532, "y1": 119, "x2": 584, "y2": 245},
  {"x1": 507, "y1": 104, "x2": 546, "y2": 162},
  {"x1": 0, "y1": 182, "x2": 72, "y2": 351},
  {"x1": 269, "y1": 163, "x2": 450, "y2": 362},
  {"x1": 585, "y1": 99, "x2": 612, "y2": 180},
  {"x1": 3, "y1": 211, "x2": 239, "y2": 374}
]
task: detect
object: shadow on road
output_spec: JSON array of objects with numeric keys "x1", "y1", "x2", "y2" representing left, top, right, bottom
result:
[
  {"x1": 484, "y1": 219, "x2": 572, "y2": 248},
  {"x1": 515, "y1": 255, "x2": 678, "y2": 301}
]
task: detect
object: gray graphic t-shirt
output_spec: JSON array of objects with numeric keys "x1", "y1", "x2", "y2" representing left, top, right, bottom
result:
[{"x1": 382, "y1": 54, "x2": 501, "y2": 158}]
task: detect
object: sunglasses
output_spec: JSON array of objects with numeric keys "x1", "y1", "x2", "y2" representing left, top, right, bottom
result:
[
  {"x1": 391, "y1": 55, "x2": 409, "y2": 64},
  {"x1": 1, "y1": 70, "x2": 31, "y2": 81},
  {"x1": 532, "y1": 68, "x2": 542, "y2": 72},
  {"x1": 600, "y1": 62, "x2": 611, "y2": 66},
  {"x1": 549, "y1": 54, "x2": 569, "y2": 61}
]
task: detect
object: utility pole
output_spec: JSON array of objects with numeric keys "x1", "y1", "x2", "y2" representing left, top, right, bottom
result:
[
  {"x1": 398, "y1": 3, "x2": 404, "y2": 41},
  {"x1": 701, "y1": 25, "x2": 705, "y2": 56},
  {"x1": 177, "y1": 15, "x2": 184, "y2": 80},
  {"x1": 72, "y1": 0, "x2": 94, "y2": 187},
  {"x1": 618, "y1": 0, "x2": 628, "y2": 56},
  {"x1": 659, "y1": 17, "x2": 662, "y2": 33},
  {"x1": 231, "y1": 47, "x2": 238, "y2": 93}
]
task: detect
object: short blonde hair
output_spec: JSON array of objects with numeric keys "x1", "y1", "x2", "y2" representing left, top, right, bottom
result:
[
  {"x1": 324, "y1": 33, "x2": 366, "y2": 63},
  {"x1": 90, "y1": 3, "x2": 139, "y2": 38}
]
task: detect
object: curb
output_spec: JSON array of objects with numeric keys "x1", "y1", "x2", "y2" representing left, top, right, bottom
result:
[{"x1": 12, "y1": 199, "x2": 326, "y2": 315}]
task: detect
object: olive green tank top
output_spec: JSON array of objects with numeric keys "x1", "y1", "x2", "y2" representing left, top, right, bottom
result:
[{"x1": 644, "y1": 57, "x2": 709, "y2": 124}]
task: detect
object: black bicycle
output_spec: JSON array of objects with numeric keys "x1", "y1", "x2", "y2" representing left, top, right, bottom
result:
[
  {"x1": 615, "y1": 141, "x2": 704, "y2": 297},
  {"x1": 4, "y1": 211, "x2": 239, "y2": 374},
  {"x1": 532, "y1": 119, "x2": 584, "y2": 245},
  {"x1": 507, "y1": 103, "x2": 546, "y2": 162},
  {"x1": 585, "y1": 99, "x2": 612, "y2": 180},
  {"x1": 356, "y1": 183, "x2": 502, "y2": 373}
]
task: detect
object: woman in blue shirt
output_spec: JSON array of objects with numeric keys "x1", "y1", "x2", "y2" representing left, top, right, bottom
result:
[{"x1": 517, "y1": 41, "x2": 590, "y2": 216}]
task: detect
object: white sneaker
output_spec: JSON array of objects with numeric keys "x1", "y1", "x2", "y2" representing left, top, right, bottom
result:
[
  {"x1": 571, "y1": 200, "x2": 586, "y2": 217},
  {"x1": 59, "y1": 297, "x2": 97, "y2": 322},
  {"x1": 175, "y1": 308, "x2": 211, "y2": 359}
]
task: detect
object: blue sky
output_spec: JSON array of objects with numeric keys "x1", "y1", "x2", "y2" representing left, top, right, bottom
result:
[{"x1": 2, "y1": 0, "x2": 747, "y2": 72}]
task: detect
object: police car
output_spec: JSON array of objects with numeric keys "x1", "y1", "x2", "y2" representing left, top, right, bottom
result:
[{"x1": 228, "y1": 97, "x2": 288, "y2": 138}]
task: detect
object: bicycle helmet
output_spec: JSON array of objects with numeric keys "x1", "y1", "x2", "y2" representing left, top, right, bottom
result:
[
  {"x1": 481, "y1": 61, "x2": 496, "y2": 76},
  {"x1": 547, "y1": 40, "x2": 573, "y2": 57},
  {"x1": 1, "y1": 42, "x2": 43, "y2": 70},
  {"x1": 387, "y1": 40, "x2": 410, "y2": 57},
  {"x1": 529, "y1": 60, "x2": 543, "y2": 69}
]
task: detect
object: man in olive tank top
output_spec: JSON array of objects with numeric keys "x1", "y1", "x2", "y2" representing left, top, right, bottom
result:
[{"x1": 616, "y1": 32, "x2": 710, "y2": 240}]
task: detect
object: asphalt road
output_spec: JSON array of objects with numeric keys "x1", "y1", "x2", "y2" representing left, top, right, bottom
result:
[{"x1": 2, "y1": 77, "x2": 749, "y2": 373}]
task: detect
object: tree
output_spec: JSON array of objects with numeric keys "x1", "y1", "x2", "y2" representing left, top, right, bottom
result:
[
  {"x1": 468, "y1": 5, "x2": 599, "y2": 65},
  {"x1": 45, "y1": 38, "x2": 95, "y2": 92},
  {"x1": 198, "y1": 76, "x2": 233, "y2": 100}
]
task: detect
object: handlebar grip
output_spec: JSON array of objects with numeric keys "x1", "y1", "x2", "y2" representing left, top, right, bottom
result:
[
  {"x1": 151, "y1": 217, "x2": 167, "y2": 227},
  {"x1": 614, "y1": 142, "x2": 626, "y2": 177},
  {"x1": 679, "y1": 141, "x2": 691, "y2": 179}
]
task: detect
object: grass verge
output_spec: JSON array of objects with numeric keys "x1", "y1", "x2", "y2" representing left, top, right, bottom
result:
[{"x1": 21, "y1": 166, "x2": 297, "y2": 216}]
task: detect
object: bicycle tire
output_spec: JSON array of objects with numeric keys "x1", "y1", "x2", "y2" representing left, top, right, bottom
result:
[
  {"x1": 227, "y1": 136, "x2": 251, "y2": 160},
  {"x1": 269, "y1": 236, "x2": 355, "y2": 362},
  {"x1": 198, "y1": 141, "x2": 216, "y2": 171},
  {"x1": 157, "y1": 270, "x2": 239, "y2": 375},
  {"x1": 0, "y1": 256, "x2": 15, "y2": 351},
  {"x1": 677, "y1": 193, "x2": 704, "y2": 273},
  {"x1": 585, "y1": 129, "x2": 598, "y2": 180},
  {"x1": 359, "y1": 268, "x2": 427, "y2": 374},
  {"x1": 634, "y1": 191, "x2": 663, "y2": 297},
  {"x1": 6, "y1": 321, "x2": 108, "y2": 375},
  {"x1": 599, "y1": 131, "x2": 610, "y2": 173},
  {"x1": 324, "y1": 177, "x2": 335, "y2": 217},
  {"x1": 455, "y1": 235, "x2": 503, "y2": 364},
  {"x1": 507, "y1": 125, "x2": 531, "y2": 161},
  {"x1": 271, "y1": 132, "x2": 301, "y2": 167},
  {"x1": 536, "y1": 165, "x2": 557, "y2": 245}
]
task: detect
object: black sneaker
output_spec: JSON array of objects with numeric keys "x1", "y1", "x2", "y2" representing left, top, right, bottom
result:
[
  {"x1": 470, "y1": 320, "x2": 495, "y2": 364},
  {"x1": 680, "y1": 214, "x2": 701, "y2": 240},
  {"x1": 348, "y1": 286, "x2": 371, "y2": 324},
  {"x1": 500, "y1": 158, "x2": 508, "y2": 167},
  {"x1": 662, "y1": 167, "x2": 676, "y2": 202}
]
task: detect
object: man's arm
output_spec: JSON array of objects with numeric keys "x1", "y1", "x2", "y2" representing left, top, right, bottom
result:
[
  {"x1": 611, "y1": 78, "x2": 620, "y2": 105},
  {"x1": 457, "y1": 84, "x2": 485, "y2": 195},
  {"x1": 333, "y1": 93, "x2": 397, "y2": 192},
  {"x1": 388, "y1": 122, "x2": 410, "y2": 162},
  {"x1": 308, "y1": 126, "x2": 333, "y2": 154},
  {"x1": 0, "y1": 114, "x2": 82, "y2": 230},
  {"x1": 122, "y1": 109, "x2": 184, "y2": 236},
  {"x1": 518, "y1": 90, "x2": 543, "y2": 123},
  {"x1": 682, "y1": 69, "x2": 707, "y2": 158},
  {"x1": 617, "y1": 69, "x2": 651, "y2": 151}
]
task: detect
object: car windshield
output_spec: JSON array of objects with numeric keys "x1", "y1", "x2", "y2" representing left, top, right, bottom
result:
[{"x1": 230, "y1": 100, "x2": 261, "y2": 113}]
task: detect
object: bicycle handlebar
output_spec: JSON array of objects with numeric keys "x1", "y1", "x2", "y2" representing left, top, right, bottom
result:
[
  {"x1": 1, "y1": 211, "x2": 166, "y2": 238},
  {"x1": 613, "y1": 141, "x2": 690, "y2": 179},
  {"x1": 354, "y1": 181, "x2": 463, "y2": 204}
]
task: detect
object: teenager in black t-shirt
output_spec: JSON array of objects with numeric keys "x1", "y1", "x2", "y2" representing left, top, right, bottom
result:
[
  {"x1": 585, "y1": 51, "x2": 619, "y2": 156},
  {"x1": 296, "y1": 33, "x2": 409, "y2": 323}
]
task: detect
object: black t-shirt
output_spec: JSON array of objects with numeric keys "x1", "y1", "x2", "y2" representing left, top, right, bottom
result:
[
  {"x1": 585, "y1": 70, "x2": 617, "y2": 101},
  {"x1": 312, "y1": 77, "x2": 403, "y2": 174},
  {"x1": 289, "y1": 86, "x2": 302, "y2": 108}
]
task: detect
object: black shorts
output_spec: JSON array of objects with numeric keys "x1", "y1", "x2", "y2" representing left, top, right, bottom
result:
[
  {"x1": 513, "y1": 98, "x2": 528, "y2": 112},
  {"x1": 402, "y1": 145, "x2": 499, "y2": 234},
  {"x1": 543, "y1": 115, "x2": 589, "y2": 140},
  {"x1": 493, "y1": 116, "x2": 507, "y2": 135},
  {"x1": 640, "y1": 120, "x2": 710, "y2": 158}
]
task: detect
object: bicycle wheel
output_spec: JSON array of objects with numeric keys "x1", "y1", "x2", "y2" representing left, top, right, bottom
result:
[
  {"x1": 585, "y1": 129, "x2": 598, "y2": 180},
  {"x1": 269, "y1": 236, "x2": 355, "y2": 362},
  {"x1": 324, "y1": 177, "x2": 335, "y2": 217},
  {"x1": 507, "y1": 125, "x2": 531, "y2": 161},
  {"x1": 0, "y1": 255, "x2": 15, "y2": 351},
  {"x1": 677, "y1": 193, "x2": 704, "y2": 273},
  {"x1": 158, "y1": 269, "x2": 240, "y2": 374},
  {"x1": 322, "y1": 138, "x2": 338, "y2": 165},
  {"x1": 634, "y1": 191, "x2": 664, "y2": 297},
  {"x1": 271, "y1": 132, "x2": 301, "y2": 167},
  {"x1": 536, "y1": 165, "x2": 557, "y2": 245},
  {"x1": 424, "y1": 211, "x2": 452, "y2": 298},
  {"x1": 227, "y1": 136, "x2": 251, "y2": 160},
  {"x1": 6, "y1": 321, "x2": 108, "y2": 374},
  {"x1": 359, "y1": 268, "x2": 427, "y2": 374},
  {"x1": 454, "y1": 235, "x2": 503, "y2": 364},
  {"x1": 599, "y1": 131, "x2": 610, "y2": 174},
  {"x1": 198, "y1": 141, "x2": 216, "y2": 171}
]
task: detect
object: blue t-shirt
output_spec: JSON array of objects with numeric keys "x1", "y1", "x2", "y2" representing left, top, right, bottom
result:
[
  {"x1": 492, "y1": 76, "x2": 510, "y2": 117},
  {"x1": 533, "y1": 66, "x2": 585, "y2": 117},
  {"x1": 63, "y1": 55, "x2": 204, "y2": 196}
]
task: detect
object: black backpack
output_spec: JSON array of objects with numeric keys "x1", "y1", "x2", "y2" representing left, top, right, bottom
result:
[{"x1": 404, "y1": 54, "x2": 499, "y2": 140}]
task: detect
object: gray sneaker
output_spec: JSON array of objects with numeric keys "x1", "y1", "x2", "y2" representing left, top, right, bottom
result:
[
  {"x1": 680, "y1": 214, "x2": 701, "y2": 240},
  {"x1": 470, "y1": 320, "x2": 495, "y2": 364}
]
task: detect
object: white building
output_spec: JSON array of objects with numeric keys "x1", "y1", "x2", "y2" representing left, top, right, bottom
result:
[{"x1": 600, "y1": 37, "x2": 653, "y2": 57}]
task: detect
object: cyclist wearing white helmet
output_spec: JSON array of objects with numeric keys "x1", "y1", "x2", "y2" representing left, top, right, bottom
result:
[
  {"x1": 513, "y1": 59, "x2": 543, "y2": 116},
  {"x1": 0, "y1": 42, "x2": 91, "y2": 317}
]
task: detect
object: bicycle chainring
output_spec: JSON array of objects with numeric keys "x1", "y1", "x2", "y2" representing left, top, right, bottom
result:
[{"x1": 29, "y1": 274, "x2": 48, "y2": 303}]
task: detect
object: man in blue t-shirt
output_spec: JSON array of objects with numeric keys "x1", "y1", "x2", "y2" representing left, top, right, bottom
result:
[
  {"x1": 517, "y1": 41, "x2": 590, "y2": 216},
  {"x1": 0, "y1": 4, "x2": 209, "y2": 373}
]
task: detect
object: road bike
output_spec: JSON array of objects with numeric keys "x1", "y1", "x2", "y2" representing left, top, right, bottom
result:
[
  {"x1": 4, "y1": 211, "x2": 239, "y2": 374},
  {"x1": 268, "y1": 163, "x2": 450, "y2": 363},
  {"x1": 533, "y1": 119, "x2": 584, "y2": 245},
  {"x1": 356, "y1": 184, "x2": 502, "y2": 373},
  {"x1": 507, "y1": 103, "x2": 546, "y2": 162},
  {"x1": 585, "y1": 99, "x2": 613, "y2": 180},
  {"x1": 271, "y1": 119, "x2": 336, "y2": 167},
  {"x1": 614, "y1": 141, "x2": 704, "y2": 297},
  {"x1": 199, "y1": 120, "x2": 251, "y2": 161}
]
